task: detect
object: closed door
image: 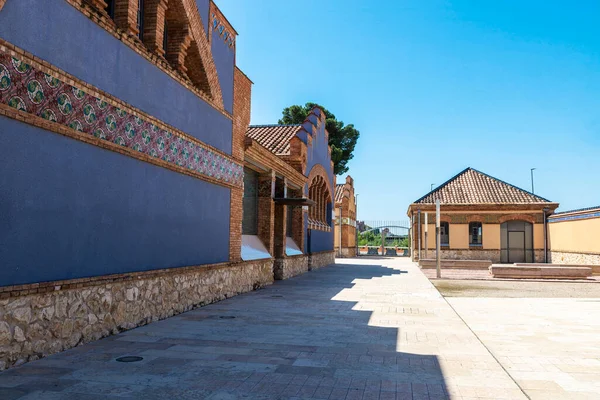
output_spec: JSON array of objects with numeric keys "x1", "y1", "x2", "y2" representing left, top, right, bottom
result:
[{"x1": 508, "y1": 231, "x2": 525, "y2": 263}]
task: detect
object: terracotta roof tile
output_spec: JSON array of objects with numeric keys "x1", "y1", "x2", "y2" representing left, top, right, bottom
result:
[
  {"x1": 245, "y1": 124, "x2": 302, "y2": 155},
  {"x1": 414, "y1": 168, "x2": 551, "y2": 204}
]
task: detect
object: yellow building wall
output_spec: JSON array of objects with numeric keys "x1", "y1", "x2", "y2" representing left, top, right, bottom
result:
[
  {"x1": 549, "y1": 217, "x2": 600, "y2": 253},
  {"x1": 482, "y1": 224, "x2": 500, "y2": 249},
  {"x1": 420, "y1": 224, "x2": 436, "y2": 249},
  {"x1": 449, "y1": 224, "x2": 469, "y2": 249},
  {"x1": 334, "y1": 224, "x2": 340, "y2": 247},
  {"x1": 533, "y1": 223, "x2": 544, "y2": 249}
]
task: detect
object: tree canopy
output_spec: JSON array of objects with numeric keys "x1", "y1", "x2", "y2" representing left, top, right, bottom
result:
[{"x1": 278, "y1": 102, "x2": 360, "y2": 175}]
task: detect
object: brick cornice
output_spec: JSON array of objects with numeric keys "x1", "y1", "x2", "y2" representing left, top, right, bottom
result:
[
  {"x1": 498, "y1": 214, "x2": 536, "y2": 224},
  {"x1": 244, "y1": 138, "x2": 306, "y2": 188},
  {"x1": 408, "y1": 203, "x2": 559, "y2": 215}
]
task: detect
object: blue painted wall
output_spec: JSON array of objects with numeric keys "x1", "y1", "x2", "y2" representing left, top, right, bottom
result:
[
  {"x1": 0, "y1": 117, "x2": 230, "y2": 287},
  {"x1": 195, "y1": 0, "x2": 210, "y2": 37},
  {"x1": 211, "y1": 29, "x2": 235, "y2": 114},
  {"x1": 0, "y1": 0, "x2": 233, "y2": 154},
  {"x1": 303, "y1": 109, "x2": 335, "y2": 254}
]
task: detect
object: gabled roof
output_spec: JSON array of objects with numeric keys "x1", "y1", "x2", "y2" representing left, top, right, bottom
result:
[
  {"x1": 334, "y1": 184, "x2": 345, "y2": 203},
  {"x1": 245, "y1": 124, "x2": 302, "y2": 155},
  {"x1": 414, "y1": 168, "x2": 552, "y2": 204}
]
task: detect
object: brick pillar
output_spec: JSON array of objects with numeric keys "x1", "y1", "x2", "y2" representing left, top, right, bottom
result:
[
  {"x1": 142, "y1": 0, "x2": 169, "y2": 57},
  {"x1": 289, "y1": 188, "x2": 305, "y2": 252},
  {"x1": 257, "y1": 172, "x2": 275, "y2": 256},
  {"x1": 273, "y1": 178, "x2": 287, "y2": 260},
  {"x1": 229, "y1": 187, "x2": 243, "y2": 262},
  {"x1": 84, "y1": 0, "x2": 109, "y2": 12},
  {"x1": 114, "y1": 0, "x2": 140, "y2": 37},
  {"x1": 165, "y1": 23, "x2": 191, "y2": 75}
]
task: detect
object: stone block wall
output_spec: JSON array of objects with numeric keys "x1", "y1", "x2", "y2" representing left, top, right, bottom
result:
[
  {"x1": 550, "y1": 251, "x2": 600, "y2": 268},
  {"x1": 273, "y1": 255, "x2": 309, "y2": 280},
  {"x1": 0, "y1": 259, "x2": 273, "y2": 371},
  {"x1": 309, "y1": 250, "x2": 336, "y2": 270},
  {"x1": 340, "y1": 247, "x2": 357, "y2": 258}
]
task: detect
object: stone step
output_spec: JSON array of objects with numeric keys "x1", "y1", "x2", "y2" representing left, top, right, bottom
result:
[{"x1": 419, "y1": 259, "x2": 492, "y2": 270}]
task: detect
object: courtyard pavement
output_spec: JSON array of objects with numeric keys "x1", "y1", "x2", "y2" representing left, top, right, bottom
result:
[{"x1": 2, "y1": 257, "x2": 587, "y2": 399}]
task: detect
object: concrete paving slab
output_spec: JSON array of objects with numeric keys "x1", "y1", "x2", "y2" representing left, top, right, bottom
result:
[{"x1": 0, "y1": 257, "x2": 527, "y2": 399}]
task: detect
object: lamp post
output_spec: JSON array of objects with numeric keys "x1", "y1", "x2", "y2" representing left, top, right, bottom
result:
[
  {"x1": 355, "y1": 194, "x2": 359, "y2": 257},
  {"x1": 431, "y1": 183, "x2": 435, "y2": 191},
  {"x1": 530, "y1": 168, "x2": 536, "y2": 194}
]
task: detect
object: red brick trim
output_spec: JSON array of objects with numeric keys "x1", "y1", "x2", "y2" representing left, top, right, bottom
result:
[
  {"x1": 466, "y1": 215, "x2": 485, "y2": 223},
  {"x1": 64, "y1": 0, "x2": 228, "y2": 118},
  {"x1": 439, "y1": 215, "x2": 452, "y2": 223},
  {"x1": 0, "y1": 40, "x2": 242, "y2": 190},
  {"x1": 498, "y1": 214, "x2": 536, "y2": 224},
  {"x1": 0, "y1": 259, "x2": 263, "y2": 298}
]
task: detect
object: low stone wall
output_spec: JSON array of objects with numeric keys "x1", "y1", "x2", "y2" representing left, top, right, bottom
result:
[
  {"x1": 550, "y1": 251, "x2": 600, "y2": 273},
  {"x1": 273, "y1": 255, "x2": 309, "y2": 280},
  {"x1": 309, "y1": 250, "x2": 336, "y2": 270},
  {"x1": 0, "y1": 259, "x2": 274, "y2": 371},
  {"x1": 418, "y1": 249, "x2": 546, "y2": 263}
]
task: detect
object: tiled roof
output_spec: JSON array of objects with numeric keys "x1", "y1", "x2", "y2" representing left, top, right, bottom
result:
[
  {"x1": 335, "y1": 184, "x2": 346, "y2": 203},
  {"x1": 245, "y1": 124, "x2": 302, "y2": 155},
  {"x1": 414, "y1": 168, "x2": 552, "y2": 204}
]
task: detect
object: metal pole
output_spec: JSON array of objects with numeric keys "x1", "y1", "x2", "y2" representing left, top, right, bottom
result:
[
  {"x1": 338, "y1": 206, "x2": 343, "y2": 257},
  {"x1": 543, "y1": 207, "x2": 549, "y2": 263},
  {"x1": 424, "y1": 212, "x2": 428, "y2": 260},
  {"x1": 436, "y1": 200, "x2": 441, "y2": 278},
  {"x1": 410, "y1": 215, "x2": 414, "y2": 261},
  {"x1": 530, "y1": 168, "x2": 536, "y2": 194},
  {"x1": 417, "y1": 210, "x2": 421, "y2": 261}
]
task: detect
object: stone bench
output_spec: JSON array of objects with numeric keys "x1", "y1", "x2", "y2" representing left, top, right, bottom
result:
[
  {"x1": 490, "y1": 265, "x2": 592, "y2": 279},
  {"x1": 419, "y1": 259, "x2": 492, "y2": 270},
  {"x1": 515, "y1": 263, "x2": 600, "y2": 275}
]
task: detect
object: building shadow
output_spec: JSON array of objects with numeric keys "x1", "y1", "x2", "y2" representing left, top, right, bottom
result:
[{"x1": 0, "y1": 261, "x2": 451, "y2": 399}]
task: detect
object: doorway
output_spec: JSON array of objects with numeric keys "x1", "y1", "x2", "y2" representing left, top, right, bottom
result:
[{"x1": 500, "y1": 220, "x2": 533, "y2": 263}]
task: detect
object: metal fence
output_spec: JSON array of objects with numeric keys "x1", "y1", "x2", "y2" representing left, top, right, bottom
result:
[{"x1": 356, "y1": 220, "x2": 411, "y2": 257}]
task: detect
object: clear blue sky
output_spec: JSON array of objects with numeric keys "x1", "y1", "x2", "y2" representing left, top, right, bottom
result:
[{"x1": 216, "y1": 0, "x2": 600, "y2": 220}]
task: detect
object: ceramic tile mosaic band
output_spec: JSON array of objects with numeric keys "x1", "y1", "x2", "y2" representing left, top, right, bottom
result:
[{"x1": 0, "y1": 49, "x2": 243, "y2": 188}]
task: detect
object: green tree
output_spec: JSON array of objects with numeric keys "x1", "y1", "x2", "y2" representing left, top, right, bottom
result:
[{"x1": 278, "y1": 102, "x2": 360, "y2": 175}]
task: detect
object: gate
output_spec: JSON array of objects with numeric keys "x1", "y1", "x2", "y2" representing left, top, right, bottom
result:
[{"x1": 357, "y1": 220, "x2": 411, "y2": 257}]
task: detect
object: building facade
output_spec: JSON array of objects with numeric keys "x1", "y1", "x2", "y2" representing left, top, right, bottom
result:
[
  {"x1": 408, "y1": 168, "x2": 559, "y2": 263},
  {"x1": 548, "y1": 206, "x2": 600, "y2": 266},
  {"x1": 334, "y1": 176, "x2": 357, "y2": 257},
  {"x1": 0, "y1": 0, "x2": 333, "y2": 370}
]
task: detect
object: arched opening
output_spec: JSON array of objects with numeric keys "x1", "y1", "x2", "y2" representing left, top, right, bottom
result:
[
  {"x1": 308, "y1": 175, "x2": 331, "y2": 231},
  {"x1": 500, "y1": 220, "x2": 533, "y2": 263}
]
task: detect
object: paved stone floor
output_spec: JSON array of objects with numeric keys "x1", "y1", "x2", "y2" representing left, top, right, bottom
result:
[
  {"x1": 449, "y1": 298, "x2": 600, "y2": 399},
  {"x1": 0, "y1": 257, "x2": 540, "y2": 399}
]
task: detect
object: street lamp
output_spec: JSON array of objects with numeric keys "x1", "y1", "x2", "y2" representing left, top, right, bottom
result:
[{"x1": 530, "y1": 168, "x2": 536, "y2": 194}]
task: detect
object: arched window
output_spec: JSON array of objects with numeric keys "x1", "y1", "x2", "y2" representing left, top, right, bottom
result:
[
  {"x1": 440, "y1": 222, "x2": 449, "y2": 246},
  {"x1": 469, "y1": 222, "x2": 482, "y2": 246},
  {"x1": 308, "y1": 175, "x2": 331, "y2": 231}
]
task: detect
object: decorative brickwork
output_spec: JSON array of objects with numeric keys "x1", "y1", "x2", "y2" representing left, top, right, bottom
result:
[
  {"x1": 0, "y1": 259, "x2": 274, "y2": 370},
  {"x1": 210, "y1": 3, "x2": 236, "y2": 49},
  {"x1": 0, "y1": 43, "x2": 242, "y2": 189},
  {"x1": 65, "y1": 0, "x2": 225, "y2": 113},
  {"x1": 142, "y1": 0, "x2": 168, "y2": 57}
]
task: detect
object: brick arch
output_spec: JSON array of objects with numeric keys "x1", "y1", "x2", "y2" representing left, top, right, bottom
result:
[
  {"x1": 466, "y1": 214, "x2": 485, "y2": 223},
  {"x1": 307, "y1": 164, "x2": 333, "y2": 202},
  {"x1": 498, "y1": 214, "x2": 536, "y2": 224},
  {"x1": 439, "y1": 215, "x2": 452, "y2": 223}
]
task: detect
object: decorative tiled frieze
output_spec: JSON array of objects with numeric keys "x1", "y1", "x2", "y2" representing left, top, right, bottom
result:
[
  {"x1": 0, "y1": 46, "x2": 243, "y2": 188},
  {"x1": 211, "y1": 13, "x2": 235, "y2": 49}
]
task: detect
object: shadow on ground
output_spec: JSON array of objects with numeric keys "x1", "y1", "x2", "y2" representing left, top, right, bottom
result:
[{"x1": 0, "y1": 261, "x2": 450, "y2": 399}]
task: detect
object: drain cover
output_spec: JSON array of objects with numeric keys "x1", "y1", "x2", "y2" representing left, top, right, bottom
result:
[
  {"x1": 116, "y1": 356, "x2": 143, "y2": 363},
  {"x1": 219, "y1": 316, "x2": 236, "y2": 319}
]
